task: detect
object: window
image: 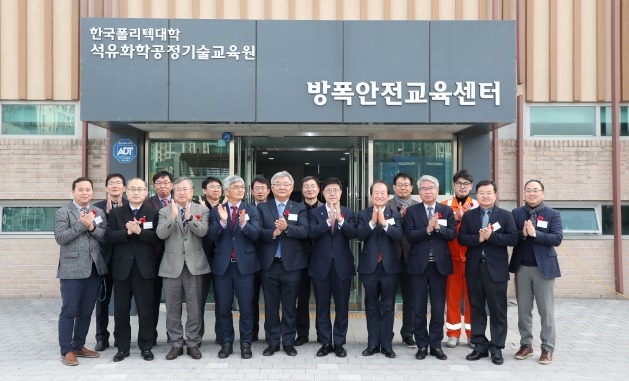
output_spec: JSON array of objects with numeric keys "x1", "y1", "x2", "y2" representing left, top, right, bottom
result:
[
  {"x1": 600, "y1": 106, "x2": 629, "y2": 137},
  {"x1": 373, "y1": 141, "x2": 453, "y2": 195},
  {"x1": 601, "y1": 205, "x2": 629, "y2": 235},
  {"x1": 1, "y1": 206, "x2": 57, "y2": 233},
  {"x1": 1, "y1": 104, "x2": 76, "y2": 135},
  {"x1": 554, "y1": 207, "x2": 600, "y2": 234},
  {"x1": 529, "y1": 106, "x2": 596, "y2": 136}
]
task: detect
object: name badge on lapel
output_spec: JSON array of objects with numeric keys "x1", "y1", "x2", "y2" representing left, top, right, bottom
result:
[
  {"x1": 537, "y1": 220, "x2": 548, "y2": 228},
  {"x1": 94, "y1": 216, "x2": 103, "y2": 225},
  {"x1": 288, "y1": 213, "x2": 298, "y2": 221},
  {"x1": 143, "y1": 221, "x2": 153, "y2": 229},
  {"x1": 385, "y1": 218, "x2": 395, "y2": 225}
]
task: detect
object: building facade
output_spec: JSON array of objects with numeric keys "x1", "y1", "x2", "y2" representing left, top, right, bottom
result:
[{"x1": 0, "y1": 0, "x2": 627, "y2": 301}]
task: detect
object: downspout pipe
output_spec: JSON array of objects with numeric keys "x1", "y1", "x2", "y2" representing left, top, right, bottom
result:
[{"x1": 611, "y1": 0, "x2": 623, "y2": 294}]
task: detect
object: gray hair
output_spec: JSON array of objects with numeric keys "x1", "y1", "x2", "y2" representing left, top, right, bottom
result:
[
  {"x1": 417, "y1": 175, "x2": 439, "y2": 190},
  {"x1": 271, "y1": 171, "x2": 294, "y2": 186},
  {"x1": 126, "y1": 177, "x2": 147, "y2": 188},
  {"x1": 222, "y1": 175, "x2": 245, "y2": 191},
  {"x1": 174, "y1": 177, "x2": 194, "y2": 189}
]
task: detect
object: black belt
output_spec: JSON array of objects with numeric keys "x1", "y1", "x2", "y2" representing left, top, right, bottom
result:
[
  {"x1": 479, "y1": 257, "x2": 486, "y2": 263},
  {"x1": 273, "y1": 257, "x2": 282, "y2": 263},
  {"x1": 230, "y1": 257, "x2": 237, "y2": 263}
]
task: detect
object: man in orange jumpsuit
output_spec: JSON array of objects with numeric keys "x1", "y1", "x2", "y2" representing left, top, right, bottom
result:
[{"x1": 441, "y1": 169, "x2": 478, "y2": 348}]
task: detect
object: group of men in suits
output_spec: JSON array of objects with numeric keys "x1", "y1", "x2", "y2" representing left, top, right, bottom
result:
[{"x1": 55, "y1": 170, "x2": 562, "y2": 366}]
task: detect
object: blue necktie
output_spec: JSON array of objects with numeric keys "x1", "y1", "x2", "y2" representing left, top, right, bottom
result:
[
  {"x1": 481, "y1": 210, "x2": 490, "y2": 258},
  {"x1": 276, "y1": 203, "x2": 285, "y2": 258},
  {"x1": 132, "y1": 209, "x2": 139, "y2": 218},
  {"x1": 180, "y1": 208, "x2": 187, "y2": 227}
]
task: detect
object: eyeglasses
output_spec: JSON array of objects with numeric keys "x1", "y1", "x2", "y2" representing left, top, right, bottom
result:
[
  {"x1": 324, "y1": 188, "x2": 341, "y2": 194},
  {"x1": 107, "y1": 181, "x2": 124, "y2": 186},
  {"x1": 127, "y1": 188, "x2": 146, "y2": 193},
  {"x1": 272, "y1": 183, "x2": 293, "y2": 188},
  {"x1": 419, "y1": 186, "x2": 437, "y2": 192},
  {"x1": 524, "y1": 188, "x2": 543, "y2": 194},
  {"x1": 154, "y1": 181, "x2": 172, "y2": 186},
  {"x1": 229, "y1": 185, "x2": 246, "y2": 191},
  {"x1": 395, "y1": 183, "x2": 411, "y2": 188},
  {"x1": 174, "y1": 187, "x2": 191, "y2": 193},
  {"x1": 455, "y1": 181, "x2": 472, "y2": 187}
]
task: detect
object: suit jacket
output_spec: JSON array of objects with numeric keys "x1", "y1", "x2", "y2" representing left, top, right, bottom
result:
[
  {"x1": 509, "y1": 206, "x2": 563, "y2": 279},
  {"x1": 54, "y1": 201, "x2": 108, "y2": 279},
  {"x1": 200, "y1": 200, "x2": 218, "y2": 267},
  {"x1": 356, "y1": 205, "x2": 403, "y2": 275},
  {"x1": 257, "y1": 200, "x2": 309, "y2": 271},
  {"x1": 208, "y1": 202, "x2": 260, "y2": 276},
  {"x1": 403, "y1": 203, "x2": 456, "y2": 276},
  {"x1": 302, "y1": 200, "x2": 324, "y2": 258},
  {"x1": 458, "y1": 206, "x2": 518, "y2": 282},
  {"x1": 106, "y1": 204, "x2": 161, "y2": 280},
  {"x1": 386, "y1": 197, "x2": 418, "y2": 261},
  {"x1": 156, "y1": 202, "x2": 210, "y2": 278},
  {"x1": 144, "y1": 194, "x2": 170, "y2": 259},
  {"x1": 93, "y1": 198, "x2": 129, "y2": 265},
  {"x1": 308, "y1": 205, "x2": 357, "y2": 281}
]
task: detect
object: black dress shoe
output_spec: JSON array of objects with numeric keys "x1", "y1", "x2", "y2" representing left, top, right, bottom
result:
[
  {"x1": 95, "y1": 340, "x2": 109, "y2": 352},
  {"x1": 466, "y1": 350, "x2": 489, "y2": 361},
  {"x1": 284, "y1": 345, "x2": 297, "y2": 356},
  {"x1": 262, "y1": 345, "x2": 280, "y2": 356},
  {"x1": 141, "y1": 350, "x2": 154, "y2": 361},
  {"x1": 402, "y1": 336, "x2": 417, "y2": 348},
  {"x1": 218, "y1": 343, "x2": 233, "y2": 359},
  {"x1": 361, "y1": 347, "x2": 380, "y2": 356},
  {"x1": 166, "y1": 347, "x2": 183, "y2": 360},
  {"x1": 491, "y1": 353, "x2": 504, "y2": 365},
  {"x1": 381, "y1": 348, "x2": 396, "y2": 358},
  {"x1": 415, "y1": 348, "x2": 428, "y2": 360},
  {"x1": 187, "y1": 346, "x2": 202, "y2": 360},
  {"x1": 241, "y1": 344, "x2": 252, "y2": 359},
  {"x1": 294, "y1": 336, "x2": 309, "y2": 346},
  {"x1": 112, "y1": 350, "x2": 129, "y2": 362},
  {"x1": 316, "y1": 344, "x2": 333, "y2": 357},
  {"x1": 333, "y1": 344, "x2": 347, "y2": 358},
  {"x1": 430, "y1": 348, "x2": 447, "y2": 360}
]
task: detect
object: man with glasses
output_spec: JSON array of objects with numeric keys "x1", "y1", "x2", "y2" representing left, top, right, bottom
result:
[
  {"x1": 441, "y1": 170, "x2": 478, "y2": 348},
  {"x1": 106, "y1": 178, "x2": 160, "y2": 362},
  {"x1": 144, "y1": 170, "x2": 174, "y2": 344},
  {"x1": 93, "y1": 174, "x2": 127, "y2": 352},
  {"x1": 308, "y1": 178, "x2": 357, "y2": 358},
  {"x1": 458, "y1": 180, "x2": 518, "y2": 366},
  {"x1": 156, "y1": 177, "x2": 210, "y2": 360},
  {"x1": 386, "y1": 173, "x2": 418, "y2": 349},
  {"x1": 295, "y1": 176, "x2": 324, "y2": 346},
  {"x1": 404, "y1": 175, "x2": 456, "y2": 361},
  {"x1": 510, "y1": 180, "x2": 563, "y2": 365},
  {"x1": 251, "y1": 177, "x2": 272, "y2": 342},
  {"x1": 257, "y1": 171, "x2": 309, "y2": 357},
  {"x1": 208, "y1": 175, "x2": 260, "y2": 359}
]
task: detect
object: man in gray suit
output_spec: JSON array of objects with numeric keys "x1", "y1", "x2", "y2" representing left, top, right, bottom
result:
[
  {"x1": 156, "y1": 177, "x2": 210, "y2": 360},
  {"x1": 54, "y1": 177, "x2": 108, "y2": 366}
]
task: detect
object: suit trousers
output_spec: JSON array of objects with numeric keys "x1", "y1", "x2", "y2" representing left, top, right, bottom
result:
[
  {"x1": 113, "y1": 260, "x2": 156, "y2": 352},
  {"x1": 445, "y1": 260, "x2": 472, "y2": 339},
  {"x1": 468, "y1": 262, "x2": 508, "y2": 354},
  {"x1": 214, "y1": 262, "x2": 255, "y2": 345},
  {"x1": 58, "y1": 265, "x2": 102, "y2": 355},
  {"x1": 95, "y1": 271, "x2": 114, "y2": 343},
  {"x1": 252, "y1": 271, "x2": 262, "y2": 336},
  {"x1": 361, "y1": 263, "x2": 400, "y2": 349},
  {"x1": 515, "y1": 265, "x2": 556, "y2": 352},
  {"x1": 152, "y1": 269, "x2": 164, "y2": 342},
  {"x1": 399, "y1": 258, "x2": 414, "y2": 339},
  {"x1": 199, "y1": 272, "x2": 219, "y2": 340},
  {"x1": 260, "y1": 260, "x2": 301, "y2": 346},
  {"x1": 312, "y1": 263, "x2": 351, "y2": 346},
  {"x1": 410, "y1": 262, "x2": 447, "y2": 350},
  {"x1": 296, "y1": 267, "x2": 318, "y2": 339},
  {"x1": 163, "y1": 264, "x2": 204, "y2": 348}
]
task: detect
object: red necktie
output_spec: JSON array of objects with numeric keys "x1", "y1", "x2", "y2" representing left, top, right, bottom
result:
[{"x1": 230, "y1": 206, "x2": 238, "y2": 261}]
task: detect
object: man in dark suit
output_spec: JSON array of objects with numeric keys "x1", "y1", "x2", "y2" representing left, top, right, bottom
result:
[
  {"x1": 257, "y1": 171, "x2": 309, "y2": 357},
  {"x1": 510, "y1": 179, "x2": 563, "y2": 365},
  {"x1": 356, "y1": 181, "x2": 403, "y2": 358},
  {"x1": 295, "y1": 176, "x2": 323, "y2": 346},
  {"x1": 156, "y1": 177, "x2": 210, "y2": 360},
  {"x1": 93, "y1": 173, "x2": 127, "y2": 352},
  {"x1": 308, "y1": 177, "x2": 356, "y2": 358},
  {"x1": 404, "y1": 175, "x2": 456, "y2": 361},
  {"x1": 106, "y1": 178, "x2": 160, "y2": 362},
  {"x1": 54, "y1": 177, "x2": 108, "y2": 366},
  {"x1": 458, "y1": 180, "x2": 518, "y2": 366},
  {"x1": 208, "y1": 175, "x2": 260, "y2": 359},
  {"x1": 251, "y1": 176, "x2": 271, "y2": 342},
  {"x1": 143, "y1": 170, "x2": 174, "y2": 344}
]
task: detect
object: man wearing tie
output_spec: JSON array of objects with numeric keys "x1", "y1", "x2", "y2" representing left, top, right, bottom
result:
[
  {"x1": 308, "y1": 177, "x2": 356, "y2": 358},
  {"x1": 208, "y1": 175, "x2": 260, "y2": 359},
  {"x1": 257, "y1": 171, "x2": 309, "y2": 357},
  {"x1": 106, "y1": 178, "x2": 160, "y2": 362},
  {"x1": 404, "y1": 175, "x2": 456, "y2": 361},
  {"x1": 356, "y1": 181, "x2": 403, "y2": 358},
  {"x1": 458, "y1": 180, "x2": 518, "y2": 365},
  {"x1": 156, "y1": 177, "x2": 210, "y2": 360}
]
